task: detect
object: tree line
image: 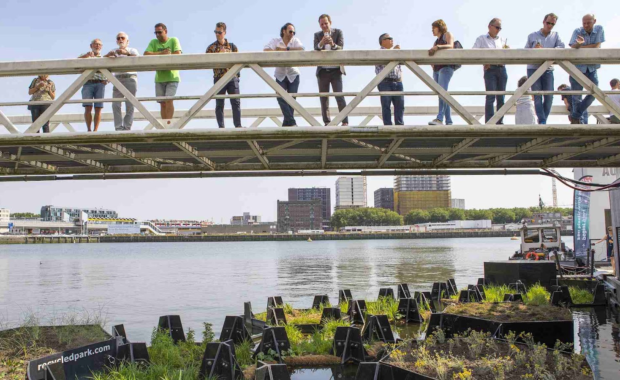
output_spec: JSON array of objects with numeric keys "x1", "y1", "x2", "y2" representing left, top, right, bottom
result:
[{"x1": 331, "y1": 207, "x2": 572, "y2": 228}]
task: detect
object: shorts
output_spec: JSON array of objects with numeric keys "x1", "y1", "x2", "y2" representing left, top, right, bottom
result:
[
  {"x1": 81, "y1": 82, "x2": 106, "y2": 108},
  {"x1": 155, "y1": 82, "x2": 179, "y2": 103}
]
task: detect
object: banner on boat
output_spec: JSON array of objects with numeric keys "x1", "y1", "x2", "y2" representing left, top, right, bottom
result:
[{"x1": 573, "y1": 175, "x2": 593, "y2": 258}]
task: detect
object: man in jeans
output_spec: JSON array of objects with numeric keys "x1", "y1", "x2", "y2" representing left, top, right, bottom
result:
[
  {"x1": 525, "y1": 13, "x2": 565, "y2": 124},
  {"x1": 569, "y1": 14, "x2": 605, "y2": 124},
  {"x1": 105, "y1": 32, "x2": 140, "y2": 131},
  {"x1": 78, "y1": 39, "x2": 107, "y2": 132},
  {"x1": 206, "y1": 22, "x2": 241, "y2": 128},
  {"x1": 376, "y1": 34, "x2": 403, "y2": 125},
  {"x1": 558, "y1": 84, "x2": 588, "y2": 124},
  {"x1": 473, "y1": 18, "x2": 508, "y2": 124},
  {"x1": 145, "y1": 23, "x2": 182, "y2": 125},
  {"x1": 314, "y1": 14, "x2": 348, "y2": 126}
]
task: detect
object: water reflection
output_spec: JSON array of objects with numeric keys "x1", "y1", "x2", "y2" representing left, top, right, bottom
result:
[
  {"x1": 291, "y1": 365, "x2": 358, "y2": 380},
  {"x1": 573, "y1": 308, "x2": 620, "y2": 380}
]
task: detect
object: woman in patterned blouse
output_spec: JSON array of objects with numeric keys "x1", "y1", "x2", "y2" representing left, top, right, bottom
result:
[{"x1": 28, "y1": 75, "x2": 56, "y2": 133}]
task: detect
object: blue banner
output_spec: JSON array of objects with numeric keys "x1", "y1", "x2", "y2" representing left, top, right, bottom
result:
[{"x1": 573, "y1": 176, "x2": 593, "y2": 258}]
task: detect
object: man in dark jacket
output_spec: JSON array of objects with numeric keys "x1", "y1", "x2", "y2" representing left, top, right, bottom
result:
[{"x1": 314, "y1": 14, "x2": 348, "y2": 126}]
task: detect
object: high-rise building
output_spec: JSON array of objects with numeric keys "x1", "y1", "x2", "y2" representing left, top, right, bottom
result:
[
  {"x1": 451, "y1": 199, "x2": 465, "y2": 210},
  {"x1": 288, "y1": 188, "x2": 331, "y2": 229},
  {"x1": 40, "y1": 205, "x2": 118, "y2": 222},
  {"x1": 335, "y1": 177, "x2": 367, "y2": 210},
  {"x1": 374, "y1": 188, "x2": 394, "y2": 211},
  {"x1": 277, "y1": 200, "x2": 323, "y2": 232},
  {"x1": 0, "y1": 208, "x2": 9, "y2": 222},
  {"x1": 231, "y1": 212, "x2": 261, "y2": 225},
  {"x1": 394, "y1": 176, "x2": 451, "y2": 215}
]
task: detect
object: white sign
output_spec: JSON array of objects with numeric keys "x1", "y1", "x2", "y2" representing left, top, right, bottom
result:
[{"x1": 107, "y1": 224, "x2": 140, "y2": 235}]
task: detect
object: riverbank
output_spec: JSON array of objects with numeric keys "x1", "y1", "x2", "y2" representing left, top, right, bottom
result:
[{"x1": 0, "y1": 230, "x2": 574, "y2": 244}]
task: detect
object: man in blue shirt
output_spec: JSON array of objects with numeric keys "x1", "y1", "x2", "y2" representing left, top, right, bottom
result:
[
  {"x1": 568, "y1": 14, "x2": 605, "y2": 124},
  {"x1": 525, "y1": 13, "x2": 565, "y2": 125}
]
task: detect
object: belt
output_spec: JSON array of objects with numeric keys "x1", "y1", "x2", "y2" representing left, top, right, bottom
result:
[
  {"x1": 489, "y1": 65, "x2": 505, "y2": 68},
  {"x1": 320, "y1": 67, "x2": 340, "y2": 71},
  {"x1": 382, "y1": 78, "x2": 402, "y2": 83},
  {"x1": 115, "y1": 74, "x2": 137, "y2": 79},
  {"x1": 87, "y1": 80, "x2": 107, "y2": 83}
]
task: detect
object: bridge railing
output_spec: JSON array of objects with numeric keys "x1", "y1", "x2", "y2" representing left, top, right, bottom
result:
[{"x1": 1, "y1": 49, "x2": 620, "y2": 135}]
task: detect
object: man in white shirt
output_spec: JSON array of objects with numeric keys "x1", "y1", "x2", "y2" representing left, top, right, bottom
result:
[
  {"x1": 264, "y1": 23, "x2": 304, "y2": 126},
  {"x1": 105, "y1": 32, "x2": 140, "y2": 130},
  {"x1": 473, "y1": 18, "x2": 508, "y2": 124},
  {"x1": 609, "y1": 78, "x2": 620, "y2": 124}
]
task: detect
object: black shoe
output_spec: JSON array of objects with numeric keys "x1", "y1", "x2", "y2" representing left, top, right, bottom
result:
[{"x1": 569, "y1": 116, "x2": 582, "y2": 124}]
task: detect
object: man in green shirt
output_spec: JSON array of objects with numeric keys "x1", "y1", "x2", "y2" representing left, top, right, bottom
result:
[{"x1": 144, "y1": 23, "x2": 182, "y2": 124}]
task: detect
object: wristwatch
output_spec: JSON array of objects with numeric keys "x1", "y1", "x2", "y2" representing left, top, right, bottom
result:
[{"x1": 286, "y1": 46, "x2": 290, "y2": 51}]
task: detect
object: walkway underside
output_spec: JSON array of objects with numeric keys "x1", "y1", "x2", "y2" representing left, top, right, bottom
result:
[{"x1": 1, "y1": 124, "x2": 620, "y2": 175}]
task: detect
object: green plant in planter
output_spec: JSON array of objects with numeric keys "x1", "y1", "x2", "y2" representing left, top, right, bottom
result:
[{"x1": 569, "y1": 287, "x2": 595, "y2": 304}]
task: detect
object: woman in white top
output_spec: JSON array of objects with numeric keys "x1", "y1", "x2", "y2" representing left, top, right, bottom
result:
[
  {"x1": 515, "y1": 76, "x2": 536, "y2": 125},
  {"x1": 264, "y1": 23, "x2": 304, "y2": 126}
]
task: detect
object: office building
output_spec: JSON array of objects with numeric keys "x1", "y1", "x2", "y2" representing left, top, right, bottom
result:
[
  {"x1": 335, "y1": 177, "x2": 367, "y2": 211},
  {"x1": 40, "y1": 205, "x2": 118, "y2": 222},
  {"x1": 277, "y1": 199, "x2": 323, "y2": 233},
  {"x1": 451, "y1": 199, "x2": 465, "y2": 210},
  {"x1": 374, "y1": 188, "x2": 394, "y2": 211},
  {"x1": 0, "y1": 208, "x2": 9, "y2": 223},
  {"x1": 288, "y1": 187, "x2": 331, "y2": 229},
  {"x1": 231, "y1": 212, "x2": 261, "y2": 225},
  {"x1": 394, "y1": 175, "x2": 451, "y2": 215}
]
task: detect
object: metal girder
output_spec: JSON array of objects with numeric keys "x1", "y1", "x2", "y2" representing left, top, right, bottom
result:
[
  {"x1": 487, "y1": 137, "x2": 554, "y2": 166},
  {"x1": 224, "y1": 139, "x2": 307, "y2": 167},
  {"x1": 321, "y1": 139, "x2": 328, "y2": 169},
  {"x1": 104, "y1": 143, "x2": 161, "y2": 170},
  {"x1": 542, "y1": 137, "x2": 620, "y2": 166},
  {"x1": 172, "y1": 141, "x2": 216, "y2": 170},
  {"x1": 247, "y1": 141, "x2": 270, "y2": 169},
  {"x1": 0, "y1": 149, "x2": 57, "y2": 172},
  {"x1": 0, "y1": 109, "x2": 19, "y2": 134},
  {"x1": 35, "y1": 145, "x2": 106, "y2": 171},
  {"x1": 378, "y1": 138, "x2": 405, "y2": 167},
  {"x1": 344, "y1": 138, "x2": 422, "y2": 164},
  {"x1": 433, "y1": 138, "x2": 479, "y2": 166}
]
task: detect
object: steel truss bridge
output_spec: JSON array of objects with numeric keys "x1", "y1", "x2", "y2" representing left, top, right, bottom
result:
[{"x1": 1, "y1": 49, "x2": 620, "y2": 181}]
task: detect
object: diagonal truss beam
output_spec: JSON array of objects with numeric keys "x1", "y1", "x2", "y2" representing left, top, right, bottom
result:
[
  {"x1": 344, "y1": 138, "x2": 422, "y2": 164},
  {"x1": 487, "y1": 137, "x2": 553, "y2": 166},
  {"x1": 249, "y1": 117, "x2": 266, "y2": 128},
  {"x1": 542, "y1": 137, "x2": 620, "y2": 166},
  {"x1": 0, "y1": 149, "x2": 57, "y2": 172},
  {"x1": 452, "y1": 154, "x2": 499, "y2": 164},
  {"x1": 404, "y1": 61, "x2": 480, "y2": 125},
  {"x1": 104, "y1": 143, "x2": 161, "y2": 170},
  {"x1": 247, "y1": 141, "x2": 270, "y2": 169},
  {"x1": 593, "y1": 114, "x2": 611, "y2": 124},
  {"x1": 172, "y1": 141, "x2": 216, "y2": 170},
  {"x1": 559, "y1": 61, "x2": 620, "y2": 120},
  {"x1": 225, "y1": 139, "x2": 306, "y2": 167},
  {"x1": 359, "y1": 115, "x2": 375, "y2": 126},
  {"x1": 26, "y1": 70, "x2": 94, "y2": 133},
  {"x1": 270, "y1": 117, "x2": 283, "y2": 127},
  {"x1": 100, "y1": 69, "x2": 165, "y2": 130},
  {"x1": 487, "y1": 61, "x2": 553, "y2": 125},
  {"x1": 328, "y1": 61, "x2": 399, "y2": 126},
  {"x1": 0, "y1": 109, "x2": 19, "y2": 134},
  {"x1": 597, "y1": 153, "x2": 620, "y2": 166},
  {"x1": 250, "y1": 64, "x2": 322, "y2": 126},
  {"x1": 378, "y1": 138, "x2": 405, "y2": 167},
  {"x1": 433, "y1": 138, "x2": 479, "y2": 166},
  {"x1": 35, "y1": 145, "x2": 106, "y2": 171},
  {"x1": 171, "y1": 64, "x2": 244, "y2": 130}
]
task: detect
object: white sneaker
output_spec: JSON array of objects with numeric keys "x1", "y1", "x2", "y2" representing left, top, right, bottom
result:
[{"x1": 428, "y1": 119, "x2": 444, "y2": 125}]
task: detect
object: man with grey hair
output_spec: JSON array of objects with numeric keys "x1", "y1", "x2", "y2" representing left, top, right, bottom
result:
[
  {"x1": 473, "y1": 18, "x2": 509, "y2": 124},
  {"x1": 78, "y1": 39, "x2": 107, "y2": 132},
  {"x1": 525, "y1": 13, "x2": 565, "y2": 125},
  {"x1": 376, "y1": 33, "x2": 403, "y2": 125},
  {"x1": 568, "y1": 14, "x2": 605, "y2": 124},
  {"x1": 105, "y1": 32, "x2": 140, "y2": 130}
]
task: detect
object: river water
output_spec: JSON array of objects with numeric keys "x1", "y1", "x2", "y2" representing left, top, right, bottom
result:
[{"x1": 1, "y1": 238, "x2": 618, "y2": 378}]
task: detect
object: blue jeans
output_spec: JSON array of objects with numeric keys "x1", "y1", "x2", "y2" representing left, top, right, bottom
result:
[
  {"x1": 570, "y1": 69, "x2": 598, "y2": 121},
  {"x1": 29, "y1": 105, "x2": 50, "y2": 133},
  {"x1": 276, "y1": 75, "x2": 300, "y2": 126},
  {"x1": 377, "y1": 81, "x2": 404, "y2": 125},
  {"x1": 433, "y1": 67, "x2": 454, "y2": 124},
  {"x1": 81, "y1": 81, "x2": 106, "y2": 108},
  {"x1": 483, "y1": 66, "x2": 508, "y2": 124},
  {"x1": 527, "y1": 69, "x2": 554, "y2": 124},
  {"x1": 215, "y1": 77, "x2": 241, "y2": 128}
]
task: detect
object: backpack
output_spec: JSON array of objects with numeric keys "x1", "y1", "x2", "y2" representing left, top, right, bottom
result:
[{"x1": 452, "y1": 40, "x2": 463, "y2": 70}]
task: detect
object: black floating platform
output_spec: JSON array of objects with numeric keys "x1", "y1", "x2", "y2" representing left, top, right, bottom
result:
[{"x1": 484, "y1": 261, "x2": 557, "y2": 288}]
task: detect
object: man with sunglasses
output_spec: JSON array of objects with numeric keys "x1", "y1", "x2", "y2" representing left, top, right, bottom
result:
[
  {"x1": 105, "y1": 32, "x2": 140, "y2": 131},
  {"x1": 473, "y1": 18, "x2": 509, "y2": 124},
  {"x1": 376, "y1": 33, "x2": 404, "y2": 125},
  {"x1": 525, "y1": 13, "x2": 565, "y2": 125},
  {"x1": 78, "y1": 39, "x2": 107, "y2": 132},
  {"x1": 568, "y1": 14, "x2": 605, "y2": 124},
  {"x1": 145, "y1": 23, "x2": 182, "y2": 124},
  {"x1": 206, "y1": 22, "x2": 241, "y2": 128}
]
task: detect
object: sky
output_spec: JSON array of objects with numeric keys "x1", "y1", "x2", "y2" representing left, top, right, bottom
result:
[{"x1": 1, "y1": 0, "x2": 619, "y2": 221}]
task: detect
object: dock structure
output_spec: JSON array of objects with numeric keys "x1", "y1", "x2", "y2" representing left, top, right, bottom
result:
[{"x1": 1, "y1": 49, "x2": 620, "y2": 180}]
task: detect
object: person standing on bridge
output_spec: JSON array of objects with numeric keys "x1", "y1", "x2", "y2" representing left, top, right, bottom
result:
[
  {"x1": 428, "y1": 19, "x2": 457, "y2": 126},
  {"x1": 568, "y1": 14, "x2": 605, "y2": 124},
  {"x1": 607, "y1": 78, "x2": 620, "y2": 124},
  {"x1": 264, "y1": 23, "x2": 304, "y2": 127},
  {"x1": 27, "y1": 75, "x2": 56, "y2": 133},
  {"x1": 145, "y1": 23, "x2": 182, "y2": 125},
  {"x1": 78, "y1": 39, "x2": 107, "y2": 132},
  {"x1": 104, "y1": 32, "x2": 140, "y2": 131},
  {"x1": 206, "y1": 22, "x2": 242, "y2": 129},
  {"x1": 375, "y1": 33, "x2": 404, "y2": 125},
  {"x1": 525, "y1": 13, "x2": 565, "y2": 125},
  {"x1": 473, "y1": 18, "x2": 509, "y2": 124},
  {"x1": 314, "y1": 14, "x2": 348, "y2": 126}
]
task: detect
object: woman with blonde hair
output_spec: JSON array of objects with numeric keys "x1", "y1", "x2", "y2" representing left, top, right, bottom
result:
[{"x1": 428, "y1": 19, "x2": 456, "y2": 125}]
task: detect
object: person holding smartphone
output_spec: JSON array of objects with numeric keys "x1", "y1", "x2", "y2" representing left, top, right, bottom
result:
[
  {"x1": 525, "y1": 13, "x2": 565, "y2": 125},
  {"x1": 78, "y1": 39, "x2": 107, "y2": 132}
]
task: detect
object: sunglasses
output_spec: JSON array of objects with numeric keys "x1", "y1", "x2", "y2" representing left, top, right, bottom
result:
[
  {"x1": 382, "y1": 37, "x2": 393, "y2": 41},
  {"x1": 288, "y1": 30, "x2": 296, "y2": 35},
  {"x1": 492, "y1": 25, "x2": 502, "y2": 31},
  {"x1": 116, "y1": 37, "x2": 126, "y2": 40},
  {"x1": 546, "y1": 22, "x2": 555, "y2": 26},
  {"x1": 154, "y1": 31, "x2": 164, "y2": 35},
  {"x1": 214, "y1": 30, "x2": 223, "y2": 35}
]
